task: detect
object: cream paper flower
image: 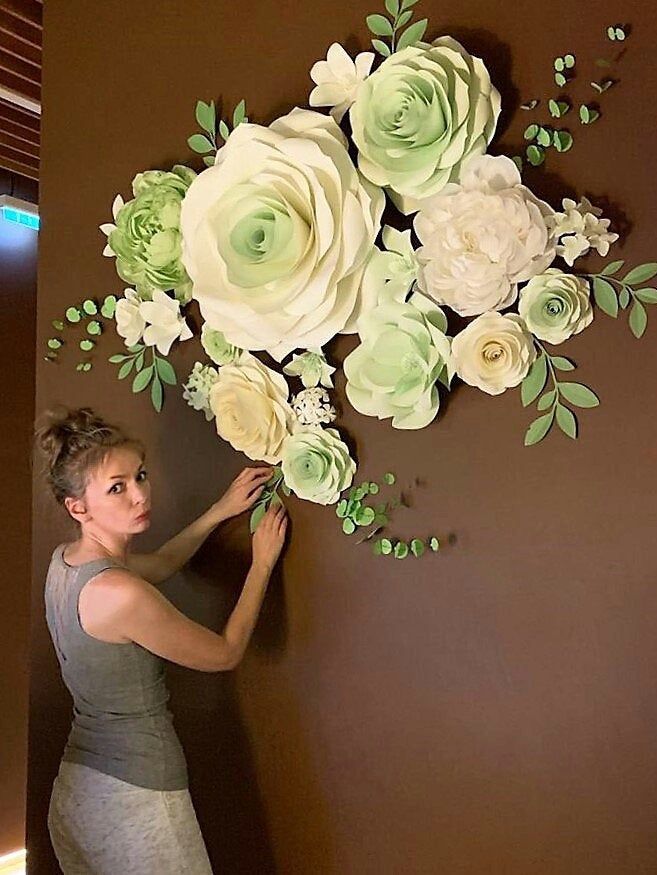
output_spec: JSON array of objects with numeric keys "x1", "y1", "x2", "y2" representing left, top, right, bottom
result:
[
  {"x1": 208, "y1": 353, "x2": 294, "y2": 463},
  {"x1": 115, "y1": 288, "x2": 147, "y2": 348},
  {"x1": 291, "y1": 387, "x2": 337, "y2": 426},
  {"x1": 283, "y1": 348, "x2": 335, "y2": 388},
  {"x1": 182, "y1": 362, "x2": 219, "y2": 421},
  {"x1": 281, "y1": 426, "x2": 355, "y2": 505},
  {"x1": 309, "y1": 42, "x2": 375, "y2": 123},
  {"x1": 546, "y1": 196, "x2": 619, "y2": 267},
  {"x1": 180, "y1": 108, "x2": 384, "y2": 361},
  {"x1": 518, "y1": 269, "x2": 593, "y2": 345},
  {"x1": 414, "y1": 155, "x2": 556, "y2": 317},
  {"x1": 139, "y1": 290, "x2": 193, "y2": 356},
  {"x1": 451, "y1": 311, "x2": 536, "y2": 395}
]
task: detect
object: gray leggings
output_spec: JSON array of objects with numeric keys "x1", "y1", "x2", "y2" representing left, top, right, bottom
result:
[{"x1": 47, "y1": 761, "x2": 213, "y2": 874}]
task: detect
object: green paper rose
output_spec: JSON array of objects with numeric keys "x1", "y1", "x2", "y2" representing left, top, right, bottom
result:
[
  {"x1": 518, "y1": 269, "x2": 593, "y2": 345},
  {"x1": 281, "y1": 427, "x2": 356, "y2": 505},
  {"x1": 100, "y1": 165, "x2": 197, "y2": 303},
  {"x1": 343, "y1": 293, "x2": 454, "y2": 429},
  {"x1": 201, "y1": 323, "x2": 241, "y2": 365},
  {"x1": 349, "y1": 36, "x2": 501, "y2": 214}
]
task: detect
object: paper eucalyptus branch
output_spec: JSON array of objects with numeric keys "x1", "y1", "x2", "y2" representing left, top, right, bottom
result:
[
  {"x1": 580, "y1": 259, "x2": 657, "y2": 339},
  {"x1": 188, "y1": 98, "x2": 248, "y2": 166},
  {"x1": 109, "y1": 343, "x2": 177, "y2": 413},
  {"x1": 366, "y1": 0, "x2": 427, "y2": 58},
  {"x1": 249, "y1": 465, "x2": 289, "y2": 532}
]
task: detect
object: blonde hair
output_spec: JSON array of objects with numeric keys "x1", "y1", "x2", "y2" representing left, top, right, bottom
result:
[{"x1": 33, "y1": 405, "x2": 145, "y2": 507}]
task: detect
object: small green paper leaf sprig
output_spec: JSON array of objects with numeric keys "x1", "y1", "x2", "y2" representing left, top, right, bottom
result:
[
  {"x1": 249, "y1": 466, "x2": 289, "y2": 532},
  {"x1": 366, "y1": 0, "x2": 427, "y2": 58},
  {"x1": 188, "y1": 98, "x2": 248, "y2": 167},
  {"x1": 521, "y1": 344, "x2": 600, "y2": 446},
  {"x1": 108, "y1": 343, "x2": 177, "y2": 413},
  {"x1": 45, "y1": 295, "x2": 117, "y2": 372},
  {"x1": 581, "y1": 259, "x2": 657, "y2": 339}
]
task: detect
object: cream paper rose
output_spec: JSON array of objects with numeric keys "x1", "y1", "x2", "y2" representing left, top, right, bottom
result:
[
  {"x1": 281, "y1": 427, "x2": 356, "y2": 505},
  {"x1": 414, "y1": 154, "x2": 556, "y2": 317},
  {"x1": 180, "y1": 108, "x2": 384, "y2": 361},
  {"x1": 208, "y1": 353, "x2": 294, "y2": 463},
  {"x1": 451, "y1": 311, "x2": 536, "y2": 395},
  {"x1": 349, "y1": 37, "x2": 501, "y2": 214},
  {"x1": 518, "y1": 269, "x2": 593, "y2": 345}
]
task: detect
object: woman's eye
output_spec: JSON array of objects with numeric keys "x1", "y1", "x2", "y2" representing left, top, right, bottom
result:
[{"x1": 138, "y1": 470, "x2": 148, "y2": 480}]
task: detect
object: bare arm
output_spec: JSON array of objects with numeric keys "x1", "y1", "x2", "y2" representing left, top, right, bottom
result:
[
  {"x1": 100, "y1": 503, "x2": 287, "y2": 671},
  {"x1": 126, "y1": 467, "x2": 273, "y2": 585}
]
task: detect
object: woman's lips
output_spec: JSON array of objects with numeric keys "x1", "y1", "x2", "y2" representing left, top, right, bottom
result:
[{"x1": 135, "y1": 510, "x2": 151, "y2": 522}]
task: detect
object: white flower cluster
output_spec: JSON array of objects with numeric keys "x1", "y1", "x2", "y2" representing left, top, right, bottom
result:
[
  {"x1": 291, "y1": 387, "x2": 337, "y2": 426},
  {"x1": 182, "y1": 362, "x2": 219, "y2": 420},
  {"x1": 547, "y1": 196, "x2": 619, "y2": 266},
  {"x1": 114, "y1": 288, "x2": 192, "y2": 355}
]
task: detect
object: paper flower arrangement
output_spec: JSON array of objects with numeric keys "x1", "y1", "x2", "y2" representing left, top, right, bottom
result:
[{"x1": 42, "y1": 1, "x2": 657, "y2": 539}]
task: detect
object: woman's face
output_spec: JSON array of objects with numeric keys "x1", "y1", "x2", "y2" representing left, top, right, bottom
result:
[{"x1": 65, "y1": 445, "x2": 151, "y2": 535}]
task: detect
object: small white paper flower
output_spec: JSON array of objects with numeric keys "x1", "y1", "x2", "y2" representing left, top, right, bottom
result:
[
  {"x1": 283, "y1": 348, "x2": 336, "y2": 388},
  {"x1": 182, "y1": 362, "x2": 219, "y2": 420},
  {"x1": 292, "y1": 387, "x2": 337, "y2": 426},
  {"x1": 139, "y1": 289, "x2": 193, "y2": 356},
  {"x1": 309, "y1": 42, "x2": 375, "y2": 123},
  {"x1": 547, "y1": 196, "x2": 619, "y2": 267},
  {"x1": 115, "y1": 288, "x2": 146, "y2": 348}
]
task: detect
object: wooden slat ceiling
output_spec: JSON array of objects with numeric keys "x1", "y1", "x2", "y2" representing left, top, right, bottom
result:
[{"x1": 0, "y1": 0, "x2": 41, "y2": 181}]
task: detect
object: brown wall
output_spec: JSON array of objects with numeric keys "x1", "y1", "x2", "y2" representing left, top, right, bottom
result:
[
  {"x1": 29, "y1": 1, "x2": 657, "y2": 872},
  {"x1": 0, "y1": 169, "x2": 37, "y2": 857}
]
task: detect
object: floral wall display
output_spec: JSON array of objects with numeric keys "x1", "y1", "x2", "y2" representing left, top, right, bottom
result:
[{"x1": 43, "y1": 3, "x2": 654, "y2": 552}]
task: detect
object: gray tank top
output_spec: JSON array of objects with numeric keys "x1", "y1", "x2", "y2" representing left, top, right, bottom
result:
[{"x1": 44, "y1": 542, "x2": 188, "y2": 790}]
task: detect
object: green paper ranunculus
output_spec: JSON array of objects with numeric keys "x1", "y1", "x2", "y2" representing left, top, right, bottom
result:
[
  {"x1": 343, "y1": 293, "x2": 454, "y2": 429},
  {"x1": 518, "y1": 269, "x2": 593, "y2": 345},
  {"x1": 101, "y1": 165, "x2": 197, "y2": 303},
  {"x1": 349, "y1": 37, "x2": 501, "y2": 215},
  {"x1": 201, "y1": 323, "x2": 241, "y2": 365},
  {"x1": 281, "y1": 427, "x2": 356, "y2": 505}
]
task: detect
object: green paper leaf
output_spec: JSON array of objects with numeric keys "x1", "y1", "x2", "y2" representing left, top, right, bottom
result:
[
  {"x1": 188, "y1": 133, "x2": 214, "y2": 154},
  {"x1": 550, "y1": 355, "x2": 575, "y2": 371},
  {"x1": 526, "y1": 144, "x2": 544, "y2": 166},
  {"x1": 537, "y1": 127, "x2": 551, "y2": 148},
  {"x1": 397, "y1": 9, "x2": 413, "y2": 27},
  {"x1": 558, "y1": 382, "x2": 600, "y2": 408},
  {"x1": 250, "y1": 502, "x2": 266, "y2": 533},
  {"x1": 380, "y1": 538, "x2": 393, "y2": 555},
  {"x1": 373, "y1": 539, "x2": 383, "y2": 556},
  {"x1": 600, "y1": 259, "x2": 625, "y2": 276},
  {"x1": 371, "y1": 38, "x2": 391, "y2": 57},
  {"x1": 629, "y1": 300, "x2": 648, "y2": 339},
  {"x1": 127, "y1": 343, "x2": 144, "y2": 353},
  {"x1": 336, "y1": 499, "x2": 348, "y2": 518},
  {"x1": 218, "y1": 120, "x2": 230, "y2": 142},
  {"x1": 564, "y1": 53, "x2": 575, "y2": 68},
  {"x1": 524, "y1": 411, "x2": 554, "y2": 446},
  {"x1": 118, "y1": 359, "x2": 134, "y2": 380},
  {"x1": 82, "y1": 299, "x2": 98, "y2": 315},
  {"x1": 79, "y1": 339, "x2": 94, "y2": 351},
  {"x1": 342, "y1": 518, "x2": 356, "y2": 535},
  {"x1": 366, "y1": 13, "x2": 393, "y2": 35},
  {"x1": 410, "y1": 538, "x2": 425, "y2": 558},
  {"x1": 593, "y1": 277, "x2": 618, "y2": 317},
  {"x1": 281, "y1": 483, "x2": 291, "y2": 497},
  {"x1": 384, "y1": 0, "x2": 399, "y2": 14},
  {"x1": 203, "y1": 155, "x2": 215, "y2": 167},
  {"x1": 614, "y1": 26, "x2": 626, "y2": 40},
  {"x1": 401, "y1": 0, "x2": 420, "y2": 7},
  {"x1": 373, "y1": 513, "x2": 389, "y2": 527},
  {"x1": 132, "y1": 365, "x2": 153, "y2": 393},
  {"x1": 555, "y1": 72, "x2": 567, "y2": 88},
  {"x1": 553, "y1": 130, "x2": 573, "y2": 152},
  {"x1": 356, "y1": 506, "x2": 376, "y2": 526},
  {"x1": 537, "y1": 390, "x2": 556, "y2": 411},
  {"x1": 82, "y1": 363, "x2": 92, "y2": 371},
  {"x1": 86, "y1": 320, "x2": 102, "y2": 335},
  {"x1": 155, "y1": 356, "x2": 177, "y2": 385},
  {"x1": 369, "y1": 482, "x2": 379, "y2": 495},
  {"x1": 523, "y1": 124, "x2": 539, "y2": 140},
  {"x1": 394, "y1": 541, "x2": 409, "y2": 559},
  {"x1": 511, "y1": 156, "x2": 523, "y2": 172},
  {"x1": 151, "y1": 375, "x2": 163, "y2": 413},
  {"x1": 634, "y1": 288, "x2": 657, "y2": 304},
  {"x1": 383, "y1": 472, "x2": 396, "y2": 485},
  {"x1": 101, "y1": 296, "x2": 117, "y2": 318},
  {"x1": 554, "y1": 57, "x2": 565, "y2": 72},
  {"x1": 108, "y1": 353, "x2": 129, "y2": 363},
  {"x1": 607, "y1": 25, "x2": 616, "y2": 39},
  {"x1": 579, "y1": 105, "x2": 590, "y2": 123},
  {"x1": 195, "y1": 99, "x2": 216, "y2": 135},
  {"x1": 232, "y1": 99, "x2": 246, "y2": 128},
  {"x1": 66, "y1": 307, "x2": 81, "y2": 323},
  {"x1": 623, "y1": 263, "x2": 657, "y2": 286},
  {"x1": 395, "y1": 18, "x2": 427, "y2": 51},
  {"x1": 619, "y1": 286, "x2": 631, "y2": 309},
  {"x1": 429, "y1": 537, "x2": 440, "y2": 552},
  {"x1": 521, "y1": 353, "x2": 547, "y2": 407},
  {"x1": 520, "y1": 99, "x2": 540, "y2": 110},
  {"x1": 135, "y1": 351, "x2": 145, "y2": 370},
  {"x1": 47, "y1": 338, "x2": 62, "y2": 350},
  {"x1": 51, "y1": 319, "x2": 65, "y2": 331},
  {"x1": 556, "y1": 403, "x2": 577, "y2": 439}
]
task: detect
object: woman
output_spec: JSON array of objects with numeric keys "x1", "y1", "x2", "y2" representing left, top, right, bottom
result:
[{"x1": 34, "y1": 404, "x2": 287, "y2": 874}]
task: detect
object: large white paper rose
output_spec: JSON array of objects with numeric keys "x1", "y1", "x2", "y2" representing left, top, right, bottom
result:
[
  {"x1": 414, "y1": 155, "x2": 556, "y2": 317},
  {"x1": 451, "y1": 311, "x2": 536, "y2": 395},
  {"x1": 208, "y1": 353, "x2": 294, "y2": 463},
  {"x1": 349, "y1": 37, "x2": 501, "y2": 214},
  {"x1": 180, "y1": 108, "x2": 384, "y2": 361}
]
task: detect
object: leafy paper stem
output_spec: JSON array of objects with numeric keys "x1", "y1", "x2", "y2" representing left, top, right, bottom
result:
[
  {"x1": 367, "y1": 0, "x2": 427, "y2": 58},
  {"x1": 521, "y1": 342, "x2": 599, "y2": 446},
  {"x1": 580, "y1": 259, "x2": 657, "y2": 339},
  {"x1": 109, "y1": 343, "x2": 177, "y2": 413},
  {"x1": 188, "y1": 98, "x2": 248, "y2": 167},
  {"x1": 249, "y1": 465, "x2": 289, "y2": 532}
]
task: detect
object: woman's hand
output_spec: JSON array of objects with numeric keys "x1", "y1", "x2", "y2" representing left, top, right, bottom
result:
[
  {"x1": 211, "y1": 467, "x2": 274, "y2": 522},
  {"x1": 252, "y1": 503, "x2": 287, "y2": 571}
]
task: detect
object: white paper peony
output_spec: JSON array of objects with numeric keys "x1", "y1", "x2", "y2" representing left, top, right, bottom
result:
[
  {"x1": 414, "y1": 155, "x2": 556, "y2": 317},
  {"x1": 451, "y1": 311, "x2": 536, "y2": 395},
  {"x1": 208, "y1": 353, "x2": 294, "y2": 463},
  {"x1": 180, "y1": 108, "x2": 384, "y2": 361}
]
